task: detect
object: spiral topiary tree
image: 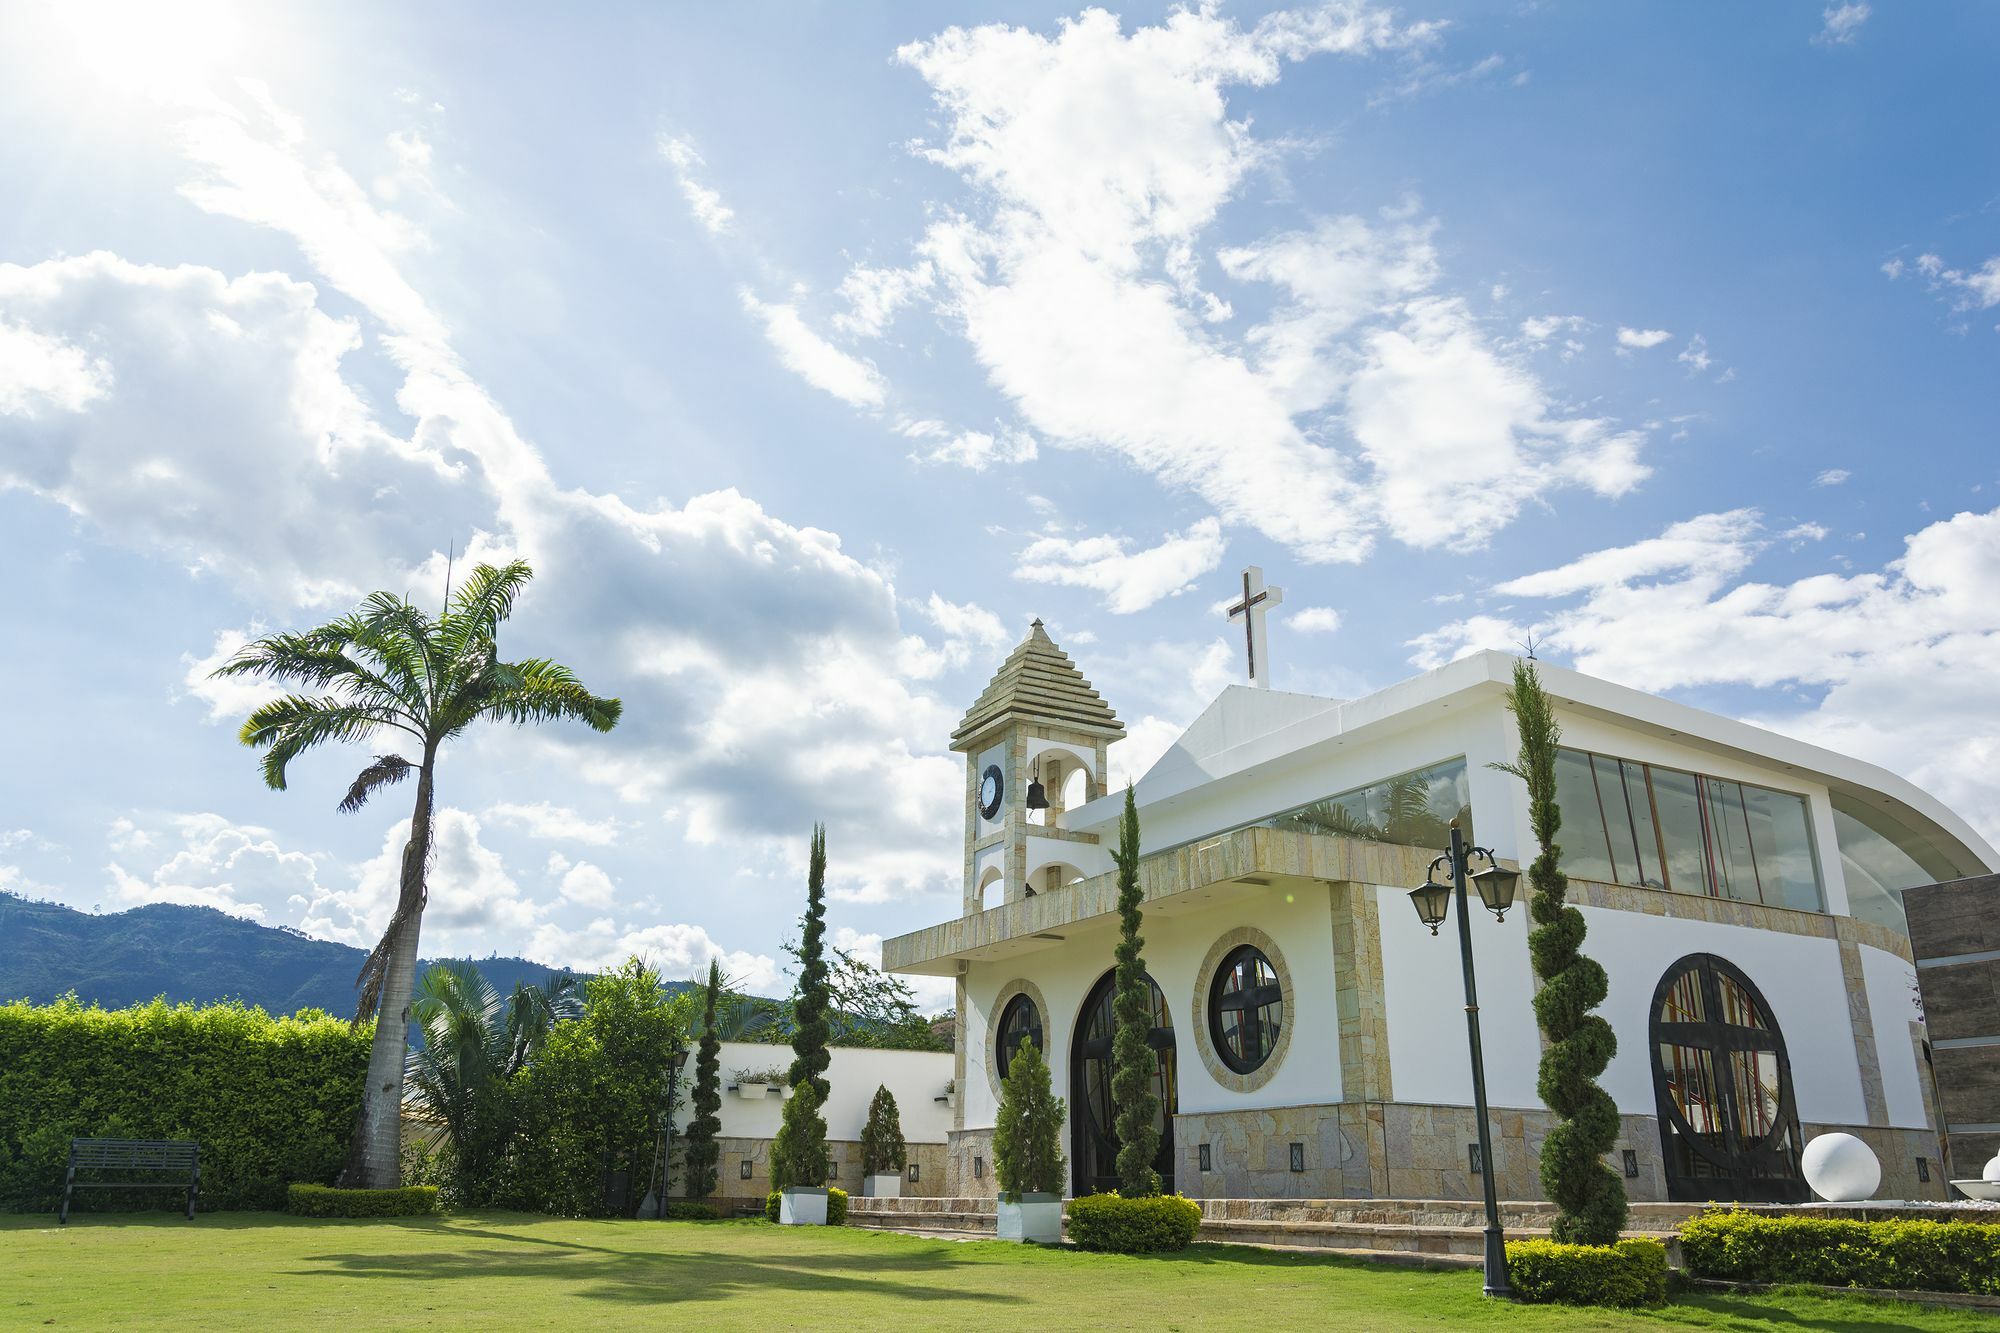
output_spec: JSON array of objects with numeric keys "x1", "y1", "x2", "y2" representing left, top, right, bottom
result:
[
  {"x1": 993, "y1": 1036, "x2": 1066, "y2": 1197},
  {"x1": 860, "y1": 1084, "x2": 907, "y2": 1178},
  {"x1": 1494, "y1": 658, "x2": 1628, "y2": 1244},
  {"x1": 1109, "y1": 786, "x2": 1162, "y2": 1197},
  {"x1": 788, "y1": 824, "x2": 832, "y2": 1104},
  {"x1": 681, "y1": 960, "x2": 724, "y2": 1201}
]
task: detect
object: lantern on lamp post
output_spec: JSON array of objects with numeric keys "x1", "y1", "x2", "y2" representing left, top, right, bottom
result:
[{"x1": 1406, "y1": 822, "x2": 1520, "y2": 1298}]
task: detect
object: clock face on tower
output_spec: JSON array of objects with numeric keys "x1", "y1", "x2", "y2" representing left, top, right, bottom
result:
[{"x1": 978, "y1": 764, "x2": 1004, "y2": 821}]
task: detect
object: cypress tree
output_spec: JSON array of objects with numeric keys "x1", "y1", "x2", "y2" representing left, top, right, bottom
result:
[
  {"x1": 769, "y1": 1078, "x2": 829, "y2": 1191},
  {"x1": 787, "y1": 824, "x2": 832, "y2": 1104},
  {"x1": 1109, "y1": 786, "x2": 1161, "y2": 1197},
  {"x1": 993, "y1": 1036, "x2": 1065, "y2": 1197},
  {"x1": 682, "y1": 960, "x2": 724, "y2": 1201},
  {"x1": 859, "y1": 1085, "x2": 907, "y2": 1178},
  {"x1": 1495, "y1": 658, "x2": 1628, "y2": 1244}
]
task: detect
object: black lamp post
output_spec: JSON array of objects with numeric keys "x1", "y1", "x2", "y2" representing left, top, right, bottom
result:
[{"x1": 1407, "y1": 821, "x2": 1520, "y2": 1299}]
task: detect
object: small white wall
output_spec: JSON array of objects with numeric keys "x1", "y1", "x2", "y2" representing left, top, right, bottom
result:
[
  {"x1": 1859, "y1": 944, "x2": 1930, "y2": 1130},
  {"x1": 961, "y1": 886, "x2": 1342, "y2": 1130},
  {"x1": 1578, "y1": 910, "x2": 1867, "y2": 1125},
  {"x1": 1377, "y1": 881, "x2": 1542, "y2": 1108},
  {"x1": 689, "y1": 1042, "x2": 955, "y2": 1142}
]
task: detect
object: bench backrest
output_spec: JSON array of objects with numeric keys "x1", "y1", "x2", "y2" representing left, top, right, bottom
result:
[{"x1": 69, "y1": 1138, "x2": 199, "y2": 1170}]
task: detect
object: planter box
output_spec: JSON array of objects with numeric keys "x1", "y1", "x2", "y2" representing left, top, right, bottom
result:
[
  {"x1": 998, "y1": 1193, "x2": 1062, "y2": 1244},
  {"x1": 779, "y1": 1186, "x2": 828, "y2": 1226},
  {"x1": 935, "y1": 1092, "x2": 957, "y2": 1109},
  {"x1": 735, "y1": 1082, "x2": 771, "y2": 1100},
  {"x1": 863, "y1": 1173, "x2": 902, "y2": 1199}
]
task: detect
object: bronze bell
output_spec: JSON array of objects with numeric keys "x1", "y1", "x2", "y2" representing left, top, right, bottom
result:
[{"x1": 1025, "y1": 779, "x2": 1049, "y2": 810}]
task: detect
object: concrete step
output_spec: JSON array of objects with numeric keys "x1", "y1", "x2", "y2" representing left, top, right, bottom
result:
[{"x1": 843, "y1": 1196, "x2": 1689, "y2": 1258}]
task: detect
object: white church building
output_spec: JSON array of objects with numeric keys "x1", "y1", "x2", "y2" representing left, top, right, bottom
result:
[{"x1": 883, "y1": 576, "x2": 1996, "y2": 1206}]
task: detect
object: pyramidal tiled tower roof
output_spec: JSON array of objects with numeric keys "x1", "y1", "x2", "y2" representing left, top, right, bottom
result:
[{"x1": 951, "y1": 619, "x2": 1124, "y2": 750}]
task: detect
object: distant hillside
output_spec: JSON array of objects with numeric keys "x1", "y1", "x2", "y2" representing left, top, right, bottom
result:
[{"x1": 0, "y1": 892, "x2": 599, "y2": 1018}]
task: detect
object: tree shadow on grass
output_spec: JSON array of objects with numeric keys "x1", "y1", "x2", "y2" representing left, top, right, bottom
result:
[
  {"x1": 288, "y1": 1225, "x2": 1021, "y2": 1309},
  {"x1": 1653, "y1": 1291, "x2": 1989, "y2": 1333}
]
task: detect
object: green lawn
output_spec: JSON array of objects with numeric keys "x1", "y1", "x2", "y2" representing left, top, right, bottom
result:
[{"x1": 1, "y1": 1212, "x2": 1986, "y2": 1331}]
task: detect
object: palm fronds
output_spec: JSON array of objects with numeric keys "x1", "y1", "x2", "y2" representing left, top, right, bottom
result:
[{"x1": 338, "y1": 754, "x2": 416, "y2": 814}]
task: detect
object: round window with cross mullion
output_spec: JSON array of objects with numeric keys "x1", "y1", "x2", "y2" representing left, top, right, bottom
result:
[
  {"x1": 1208, "y1": 945, "x2": 1284, "y2": 1075},
  {"x1": 996, "y1": 993, "x2": 1044, "y2": 1080}
]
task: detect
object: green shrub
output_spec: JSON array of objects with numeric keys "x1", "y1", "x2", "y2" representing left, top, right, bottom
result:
[
  {"x1": 1678, "y1": 1210, "x2": 2000, "y2": 1295},
  {"x1": 286, "y1": 1184, "x2": 438, "y2": 1218},
  {"x1": 763, "y1": 1185, "x2": 847, "y2": 1225},
  {"x1": 1506, "y1": 1238, "x2": 1667, "y2": 1306},
  {"x1": 663, "y1": 1201, "x2": 719, "y2": 1220},
  {"x1": 0, "y1": 996, "x2": 370, "y2": 1213},
  {"x1": 1066, "y1": 1192, "x2": 1201, "y2": 1253},
  {"x1": 992, "y1": 1037, "x2": 1064, "y2": 1196},
  {"x1": 859, "y1": 1085, "x2": 907, "y2": 1177}
]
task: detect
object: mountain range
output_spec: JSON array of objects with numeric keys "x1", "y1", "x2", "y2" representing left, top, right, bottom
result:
[{"x1": 0, "y1": 891, "x2": 584, "y2": 1018}]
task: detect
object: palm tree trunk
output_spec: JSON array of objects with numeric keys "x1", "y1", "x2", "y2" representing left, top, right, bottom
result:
[{"x1": 341, "y1": 753, "x2": 436, "y2": 1189}]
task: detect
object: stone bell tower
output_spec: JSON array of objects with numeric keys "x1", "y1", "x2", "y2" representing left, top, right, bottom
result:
[{"x1": 949, "y1": 619, "x2": 1125, "y2": 915}]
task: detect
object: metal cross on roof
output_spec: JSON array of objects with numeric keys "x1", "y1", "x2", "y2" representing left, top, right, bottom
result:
[{"x1": 1226, "y1": 566, "x2": 1283, "y2": 689}]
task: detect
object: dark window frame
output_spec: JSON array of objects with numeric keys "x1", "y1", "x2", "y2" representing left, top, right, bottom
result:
[
  {"x1": 996, "y1": 992, "x2": 1044, "y2": 1082},
  {"x1": 1207, "y1": 944, "x2": 1284, "y2": 1075}
]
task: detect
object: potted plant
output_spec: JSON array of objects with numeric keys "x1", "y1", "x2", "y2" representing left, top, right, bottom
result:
[
  {"x1": 992, "y1": 1035, "x2": 1065, "y2": 1243},
  {"x1": 770, "y1": 1079, "x2": 830, "y2": 1225},
  {"x1": 935, "y1": 1077, "x2": 956, "y2": 1109},
  {"x1": 860, "y1": 1084, "x2": 908, "y2": 1198},
  {"x1": 733, "y1": 1065, "x2": 786, "y2": 1100}
]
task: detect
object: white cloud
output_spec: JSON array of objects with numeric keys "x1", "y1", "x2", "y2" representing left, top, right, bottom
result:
[
  {"x1": 739, "y1": 289, "x2": 888, "y2": 407},
  {"x1": 178, "y1": 627, "x2": 283, "y2": 723},
  {"x1": 0, "y1": 318, "x2": 112, "y2": 416},
  {"x1": 557, "y1": 861, "x2": 617, "y2": 909},
  {"x1": 1814, "y1": 468, "x2": 1851, "y2": 487},
  {"x1": 1677, "y1": 333, "x2": 1713, "y2": 374},
  {"x1": 1016, "y1": 517, "x2": 1226, "y2": 613},
  {"x1": 916, "y1": 427, "x2": 1037, "y2": 471},
  {"x1": 1292, "y1": 606, "x2": 1341, "y2": 633},
  {"x1": 106, "y1": 812, "x2": 325, "y2": 922},
  {"x1": 1411, "y1": 506, "x2": 2000, "y2": 839},
  {"x1": 899, "y1": 592, "x2": 1012, "y2": 679},
  {"x1": 485, "y1": 801, "x2": 621, "y2": 845},
  {"x1": 529, "y1": 917, "x2": 783, "y2": 992},
  {"x1": 897, "y1": 8, "x2": 1649, "y2": 566},
  {"x1": 833, "y1": 262, "x2": 934, "y2": 338},
  {"x1": 1519, "y1": 313, "x2": 1583, "y2": 342},
  {"x1": 1616, "y1": 326, "x2": 1672, "y2": 350},
  {"x1": 1813, "y1": 3, "x2": 1870, "y2": 46},
  {"x1": 304, "y1": 808, "x2": 543, "y2": 953},
  {"x1": 832, "y1": 924, "x2": 955, "y2": 1009},
  {"x1": 657, "y1": 133, "x2": 735, "y2": 235},
  {"x1": 1907, "y1": 250, "x2": 2000, "y2": 321}
]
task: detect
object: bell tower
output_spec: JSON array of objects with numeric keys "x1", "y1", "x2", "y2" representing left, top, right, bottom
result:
[{"x1": 949, "y1": 619, "x2": 1124, "y2": 915}]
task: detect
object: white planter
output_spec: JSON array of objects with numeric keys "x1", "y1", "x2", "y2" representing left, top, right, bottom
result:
[
  {"x1": 935, "y1": 1092, "x2": 957, "y2": 1109},
  {"x1": 997, "y1": 1193, "x2": 1062, "y2": 1244},
  {"x1": 735, "y1": 1082, "x2": 770, "y2": 1100},
  {"x1": 863, "y1": 1173, "x2": 902, "y2": 1199},
  {"x1": 779, "y1": 1186, "x2": 828, "y2": 1226}
]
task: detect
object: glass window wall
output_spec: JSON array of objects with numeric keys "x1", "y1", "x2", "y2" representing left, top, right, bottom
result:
[
  {"x1": 1269, "y1": 757, "x2": 1474, "y2": 850},
  {"x1": 1553, "y1": 746, "x2": 1824, "y2": 912}
]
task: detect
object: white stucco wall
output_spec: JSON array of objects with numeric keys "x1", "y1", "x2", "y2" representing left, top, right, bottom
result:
[
  {"x1": 1377, "y1": 880, "x2": 1542, "y2": 1108},
  {"x1": 1577, "y1": 910, "x2": 1868, "y2": 1124},
  {"x1": 960, "y1": 885, "x2": 1342, "y2": 1131},
  {"x1": 1859, "y1": 943, "x2": 1930, "y2": 1129},
  {"x1": 686, "y1": 1042, "x2": 954, "y2": 1142}
]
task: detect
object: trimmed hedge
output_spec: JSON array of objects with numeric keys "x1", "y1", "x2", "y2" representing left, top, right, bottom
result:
[
  {"x1": 1678, "y1": 1209, "x2": 2000, "y2": 1296},
  {"x1": 1505, "y1": 1238, "x2": 1667, "y2": 1307},
  {"x1": 1066, "y1": 1192, "x2": 1202, "y2": 1253},
  {"x1": 0, "y1": 996, "x2": 371, "y2": 1213},
  {"x1": 763, "y1": 1186, "x2": 848, "y2": 1225},
  {"x1": 663, "y1": 1202, "x2": 720, "y2": 1220},
  {"x1": 287, "y1": 1184, "x2": 438, "y2": 1218}
]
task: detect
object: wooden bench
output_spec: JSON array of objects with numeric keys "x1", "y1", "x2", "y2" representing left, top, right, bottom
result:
[{"x1": 59, "y1": 1138, "x2": 200, "y2": 1223}]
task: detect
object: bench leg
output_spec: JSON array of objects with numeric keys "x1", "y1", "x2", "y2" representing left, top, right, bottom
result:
[
  {"x1": 187, "y1": 1166, "x2": 200, "y2": 1220},
  {"x1": 59, "y1": 1166, "x2": 75, "y2": 1225}
]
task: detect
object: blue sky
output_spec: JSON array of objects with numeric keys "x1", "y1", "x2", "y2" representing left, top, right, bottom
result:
[{"x1": 2, "y1": 1, "x2": 1996, "y2": 1004}]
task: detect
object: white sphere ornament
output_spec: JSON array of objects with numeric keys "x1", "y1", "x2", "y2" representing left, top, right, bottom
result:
[
  {"x1": 1801, "y1": 1132, "x2": 1880, "y2": 1203},
  {"x1": 1984, "y1": 1153, "x2": 2000, "y2": 1184}
]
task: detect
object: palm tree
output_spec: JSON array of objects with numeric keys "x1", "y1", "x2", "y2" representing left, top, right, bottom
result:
[
  {"x1": 403, "y1": 961, "x2": 580, "y2": 1202},
  {"x1": 214, "y1": 559, "x2": 620, "y2": 1188}
]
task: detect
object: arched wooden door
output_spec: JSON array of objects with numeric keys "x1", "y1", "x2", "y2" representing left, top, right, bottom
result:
[
  {"x1": 1071, "y1": 968, "x2": 1177, "y2": 1196},
  {"x1": 1650, "y1": 953, "x2": 1808, "y2": 1203}
]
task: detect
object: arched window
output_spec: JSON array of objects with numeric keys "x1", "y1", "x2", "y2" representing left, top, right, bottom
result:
[
  {"x1": 1071, "y1": 969, "x2": 1177, "y2": 1196},
  {"x1": 1208, "y1": 945, "x2": 1284, "y2": 1075},
  {"x1": 1650, "y1": 953, "x2": 1807, "y2": 1203},
  {"x1": 996, "y1": 993, "x2": 1043, "y2": 1081}
]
